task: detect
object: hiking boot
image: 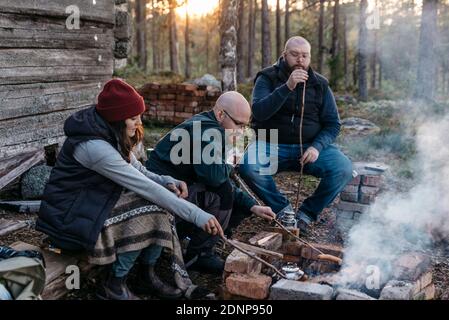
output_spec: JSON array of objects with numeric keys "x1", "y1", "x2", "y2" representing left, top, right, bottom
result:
[
  {"x1": 96, "y1": 274, "x2": 140, "y2": 300},
  {"x1": 295, "y1": 210, "x2": 315, "y2": 234},
  {"x1": 132, "y1": 265, "x2": 183, "y2": 299},
  {"x1": 185, "y1": 250, "x2": 224, "y2": 275}
]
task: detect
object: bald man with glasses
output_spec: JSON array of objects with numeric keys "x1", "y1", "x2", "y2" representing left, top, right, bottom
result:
[{"x1": 146, "y1": 91, "x2": 275, "y2": 274}]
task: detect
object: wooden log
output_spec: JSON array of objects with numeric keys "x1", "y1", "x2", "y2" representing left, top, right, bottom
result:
[
  {"x1": 0, "y1": 80, "x2": 107, "y2": 121},
  {"x1": 0, "y1": 13, "x2": 114, "y2": 50},
  {"x1": 0, "y1": 0, "x2": 115, "y2": 25},
  {"x1": 0, "y1": 150, "x2": 44, "y2": 190},
  {"x1": 0, "y1": 200, "x2": 41, "y2": 213},
  {"x1": 0, "y1": 218, "x2": 29, "y2": 236},
  {"x1": 0, "y1": 49, "x2": 113, "y2": 85}
]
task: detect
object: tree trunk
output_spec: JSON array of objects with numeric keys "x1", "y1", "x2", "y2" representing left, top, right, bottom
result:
[
  {"x1": 185, "y1": 1, "x2": 191, "y2": 79},
  {"x1": 357, "y1": 0, "x2": 368, "y2": 101},
  {"x1": 276, "y1": 0, "x2": 282, "y2": 57},
  {"x1": 343, "y1": 13, "x2": 348, "y2": 91},
  {"x1": 151, "y1": 0, "x2": 159, "y2": 72},
  {"x1": 330, "y1": 0, "x2": 340, "y2": 88},
  {"x1": 285, "y1": 0, "x2": 290, "y2": 42},
  {"x1": 237, "y1": 0, "x2": 246, "y2": 83},
  {"x1": 206, "y1": 17, "x2": 210, "y2": 73},
  {"x1": 261, "y1": 0, "x2": 272, "y2": 68},
  {"x1": 169, "y1": 0, "x2": 179, "y2": 74},
  {"x1": 135, "y1": 0, "x2": 147, "y2": 71},
  {"x1": 415, "y1": 0, "x2": 439, "y2": 100},
  {"x1": 317, "y1": 0, "x2": 325, "y2": 73},
  {"x1": 247, "y1": 0, "x2": 256, "y2": 78},
  {"x1": 220, "y1": 0, "x2": 238, "y2": 91}
]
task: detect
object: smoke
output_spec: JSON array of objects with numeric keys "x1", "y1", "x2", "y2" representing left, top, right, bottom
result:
[{"x1": 338, "y1": 104, "x2": 449, "y2": 287}]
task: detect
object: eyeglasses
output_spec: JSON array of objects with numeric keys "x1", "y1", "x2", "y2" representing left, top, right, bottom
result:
[{"x1": 222, "y1": 109, "x2": 247, "y2": 128}]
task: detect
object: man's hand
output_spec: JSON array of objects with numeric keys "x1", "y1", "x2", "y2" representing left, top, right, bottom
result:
[
  {"x1": 300, "y1": 146, "x2": 319, "y2": 166},
  {"x1": 203, "y1": 217, "x2": 224, "y2": 237},
  {"x1": 250, "y1": 205, "x2": 276, "y2": 221},
  {"x1": 287, "y1": 69, "x2": 309, "y2": 91},
  {"x1": 166, "y1": 180, "x2": 189, "y2": 199}
]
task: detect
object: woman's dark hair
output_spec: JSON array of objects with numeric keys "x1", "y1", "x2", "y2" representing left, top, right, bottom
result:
[{"x1": 110, "y1": 120, "x2": 144, "y2": 162}]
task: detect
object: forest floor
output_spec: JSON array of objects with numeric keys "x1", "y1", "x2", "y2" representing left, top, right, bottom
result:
[{"x1": 1, "y1": 97, "x2": 448, "y2": 300}]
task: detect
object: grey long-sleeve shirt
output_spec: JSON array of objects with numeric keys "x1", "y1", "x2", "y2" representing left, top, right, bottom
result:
[{"x1": 73, "y1": 139, "x2": 213, "y2": 229}]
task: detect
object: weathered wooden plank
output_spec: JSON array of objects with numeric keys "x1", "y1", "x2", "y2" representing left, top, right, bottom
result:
[
  {"x1": 0, "y1": 13, "x2": 114, "y2": 49},
  {"x1": 0, "y1": 135, "x2": 65, "y2": 160},
  {"x1": 0, "y1": 218, "x2": 28, "y2": 236},
  {"x1": 0, "y1": 150, "x2": 44, "y2": 190},
  {"x1": 0, "y1": 80, "x2": 107, "y2": 120},
  {"x1": 0, "y1": 0, "x2": 114, "y2": 24},
  {"x1": 0, "y1": 106, "x2": 89, "y2": 148},
  {"x1": 0, "y1": 151, "x2": 34, "y2": 175},
  {"x1": 0, "y1": 49, "x2": 113, "y2": 85}
]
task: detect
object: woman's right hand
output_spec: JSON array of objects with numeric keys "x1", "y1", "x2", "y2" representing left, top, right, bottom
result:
[{"x1": 203, "y1": 217, "x2": 224, "y2": 238}]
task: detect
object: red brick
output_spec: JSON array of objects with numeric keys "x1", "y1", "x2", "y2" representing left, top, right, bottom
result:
[
  {"x1": 175, "y1": 112, "x2": 192, "y2": 119},
  {"x1": 158, "y1": 93, "x2": 176, "y2": 100},
  {"x1": 343, "y1": 185, "x2": 359, "y2": 193},
  {"x1": 301, "y1": 243, "x2": 344, "y2": 260},
  {"x1": 282, "y1": 254, "x2": 301, "y2": 263},
  {"x1": 249, "y1": 232, "x2": 283, "y2": 251},
  {"x1": 359, "y1": 193, "x2": 376, "y2": 204},
  {"x1": 175, "y1": 104, "x2": 184, "y2": 112},
  {"x1": 413, "y1": 283, "x2": 435, "y2": 300},
  {"x1": 226, "y1": 273, "x2": 272, "y2": 300},
  {"x1": 361, "y1": 175, "x2": 383, "y2": 187},
  {"x1": 360, "y1": 186, "x2": 379, "y2": 195},
  {"x1": 282, "y1": 241, "x2": 302, "y2": 256},
  {"x1": 224, "y1": 249, "x2": 262, "y2": 274},
  {"x1": 393, "y1": 252, "x2": 431, "y2": 281},
  {"x1": 340, "y1": 192, "x2": 358, "y2": 203},
  {"x1": 348, "y1": 175, "x2": 361, "y2": 185},
  {"x1": 411, "y1": 270, "x2": 433, "y2": 295},
  {"x1": 177, "y1": 83, "x2": 197, "y2": 91}
]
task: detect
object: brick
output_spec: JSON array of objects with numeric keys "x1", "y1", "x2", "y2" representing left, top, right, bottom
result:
[
  {"x1": 413, "y1": 283, "x2": 435, "y2": 300},
  {"x1": 343, "y1": 184, "x2": 359, "y2": 193},
  {"x1": 158, "y1": 93, "x2": 176, "y2": 100},
  {"x1": 300, "y1": 243, "x2": 344, "y2": 261},
  {"x1": 347, "y1": 175, "x2": 361, "y2": 185},
  {"x1": 268, "y1": 226, "x2": 300, "y2": 240},
  {"x1": 359, "y1": 193, "x2": 376, "y2": 204},
  {"x1": 360, "y1": 186, "x2": 380, "y2": 195},
  {"x1": 393, "y1": 252, "x2": 431, "y2": 281},
  {"x1": 226, "y1": 273, "x2": 272, "y2": 299},
  {"x1": 340, "y1": 192, "x2": 359, "y2": 203},
  {"x1": 379, "y1": 280, "x2": 414, "y2": 300},
  {"x1": 361, "y1": 175, "x2": 383, "y2": 187},
  {"x1": 282, "y1": 254, "x2": 301, "y2": 263},
  {"x1": 281, "y1": 241, "x2": 302, "y2": 256},
  {"x1": 269, "y1": 279, "x2": 333, "y2": 300},
  {"x1": 249, "y1": 232, "x2": 282, "y2": 251},
  {"x1": 175, "y1": 112, "x2": 192, "y2": 119},
  {"x1": 336, "y1": 288, "x2": 376, "y2": 300},
  {"x1": 175, "y1": 104, "x2": 184, "y2": 112},
  {"x1": 224, "y1": 249, "x2": 262, "y2": 274},
  {"x1": 336, "y1": 201, "x2": 370, "y2": 213},
  {"x1": 412, "y1": 271, "x2": 433, "y2": 295},
  {"x1": 177, "y1": 83, "x2": 197, "y2": 91}
]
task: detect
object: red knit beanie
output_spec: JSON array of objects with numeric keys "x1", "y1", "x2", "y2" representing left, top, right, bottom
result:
[{"x1": 96, "y1": 79, "x2": 146, "y2": 122}]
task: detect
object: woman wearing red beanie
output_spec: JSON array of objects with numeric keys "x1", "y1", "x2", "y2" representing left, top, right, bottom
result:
[{"x1": 36, "y1": 79, "x2": 222, "y2": 300}]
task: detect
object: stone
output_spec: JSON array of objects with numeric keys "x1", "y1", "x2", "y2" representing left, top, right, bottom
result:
[
  {"x1": 336, "y1": 288, "x2": 376, "y2": 300},
  {"x1": 341, "y1": 117, "x2": 381, "y2": 136},
  {"x1": 336, "y1": 201, "x2": 370, "y2": 213},
  {"x1": 226, "y1": 273, "x2": 272, "y2": 300},
  {"x1": 114, "y1": 10, "x2": 131, "y2": 40},
  {"x1": 114, "y1": 40, "x2": 131, "y2": 59},
  {"x1": 249, "y1": 232, "x2": 283, "y2": 251},
  {"x1": 379, "y1": 280, "x2": 414, "y2": 300},
  {"x1": 340, "y1": 192, "x2": 359, "y2": 203},
  {"x1": 269, "y1": 279, "x2": 333, "y2": 300},
  {"x1": 21, "y1": 165, "x2": 52, "y2": 200},
  {"x1": 192, "y1": 74, "x2": 222, "y2": 90},
  {"x1": 224, "y1": 249, "x2": 262, "y2": 274}
]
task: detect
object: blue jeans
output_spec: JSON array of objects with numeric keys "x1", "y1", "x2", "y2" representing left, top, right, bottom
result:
[
  {"x1": 239, "y1": 141, "x2": 353, "y2": 220},
  {"x1": 112, "y1": 244, "x2": 163, "y2": 277}
]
